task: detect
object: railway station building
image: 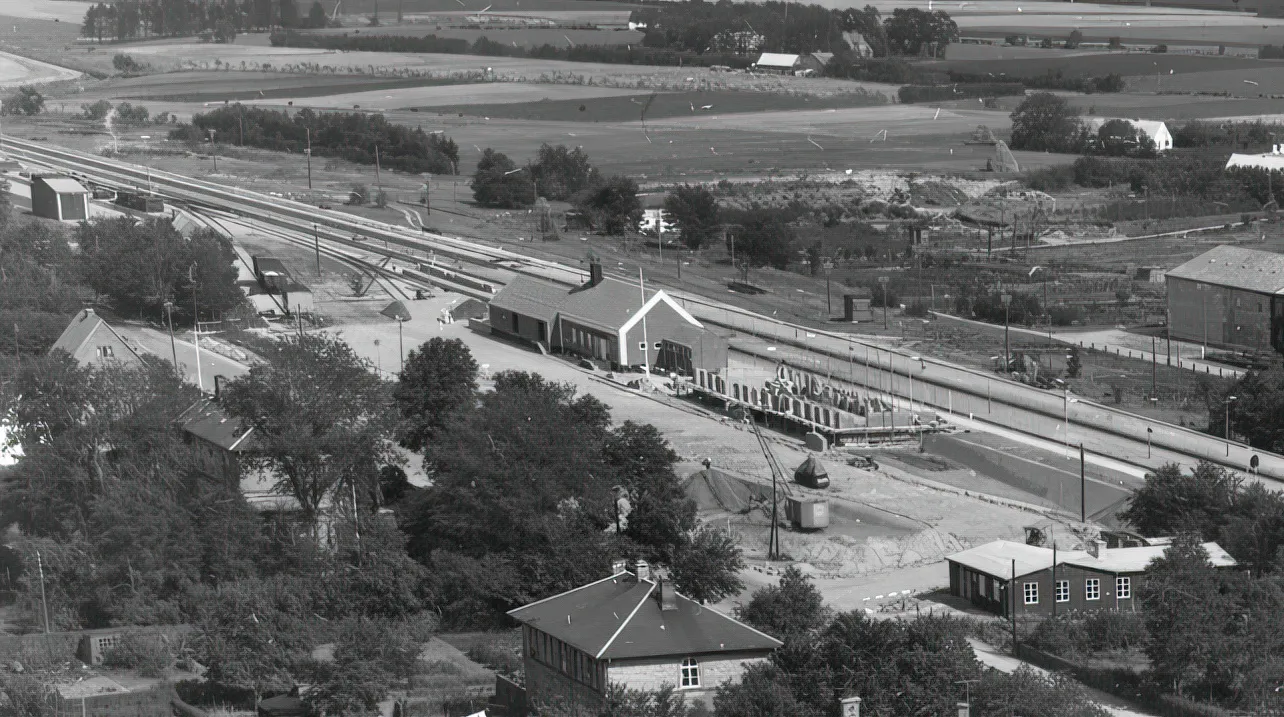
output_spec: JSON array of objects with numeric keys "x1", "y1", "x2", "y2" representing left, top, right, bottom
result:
[
  {"x1": 31, "y1": 175, "x2": 90, "y2": 222},
  {"x1": 488, "y1": 260, "x2": 727, "y2": 374},
  {"x1": 1165, "y1": 245, "x2": 1284, "y2": 353}
]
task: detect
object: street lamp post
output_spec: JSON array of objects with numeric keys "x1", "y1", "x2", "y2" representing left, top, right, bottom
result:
[
  {"x1": 207, "y1": 129, "x2": 217, "y2": 173},
  {"x1": 1001, "y1": 293, "x2": 1012, "y2": 372},
  {"x1": 878, "y1": 276, "x2": 890, "y2": 330},
  {"x1": 188, "y1": 263, "x2": 203, "y2": 393},
  {"x1": 163, "y1": 301, "x2": 179, "y2": 379},
  {"x1": 1225, "y1": 395, "x2": 1237, "y2": 456}
]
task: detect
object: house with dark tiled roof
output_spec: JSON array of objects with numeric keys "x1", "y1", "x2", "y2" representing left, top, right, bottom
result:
[
  {"x1": 508, "y1": 560, "x2": 781, "y2": 714},
  {"x1": 1164, "y1": 245, "x2": 1284, "y2": 352},
  {"x1": 486, "y1": 259, "x2": 727, "y2": 375},
  {"x1": 49, "y1": 309, "x2": 144, "y2": 367},
  {"x1": 174, "y1": 391, "x2": 255, "y2": 485}
]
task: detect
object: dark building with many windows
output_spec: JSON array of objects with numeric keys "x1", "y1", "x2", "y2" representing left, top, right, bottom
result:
[
  {"x1": 508, "y1": 560, "x2": 780, "y2": 714},
  {"x1": 1165, "y1": 245, "x2": 1284, "y2": 354},
  {"x1": 947, "y1": 539, "x2": 1237, "y2": 618}
]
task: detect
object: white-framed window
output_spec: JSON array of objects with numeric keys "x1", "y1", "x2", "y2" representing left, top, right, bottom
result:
[
  {"x1": 1023, "y1": 582, "x2": 1039, "y2": 605},
  {"x1": 680, "y1": 657, "x2": 700, "y2": 688},
  {"x1": 1085, "y1": 578, "x2": 1100, "y2": 601},
  {"x1": 97, "y1": 345, "x2": 114, "y2": 358},
  {"x1": 1055, "y1": 580, "x2": 1069, "y2": 603},
  {"x1": 639, "y1": 341, "x2": 647, "y2": 351},
  {"x1": 1116, "y1": 576, "x2": 1131, "y2": 599}
]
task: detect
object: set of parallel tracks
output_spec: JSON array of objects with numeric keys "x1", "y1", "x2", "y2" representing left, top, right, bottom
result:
[{"x1": 6, "y1": 134, "x2": 1282, "y2": 480}]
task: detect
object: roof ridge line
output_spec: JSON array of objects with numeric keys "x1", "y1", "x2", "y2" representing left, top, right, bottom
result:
[
  {"x1": 595, "y1": 580, "x2": 655, "y2": 659},
  {"x1": 507, "y1": 572, "x2": 629, "y2": 616}
]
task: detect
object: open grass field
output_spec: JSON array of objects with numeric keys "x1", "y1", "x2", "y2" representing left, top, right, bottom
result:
[
  {"x1": 0, "y1": 0, "x2": 92, "y2": 23},
  {"x1": 0, "y1": 13, "x2": 116, "y2": 75},
  {"x1": 89, "y1": 71, "x2": 470, "y2": 103},
  {"x1": 424, "y1": 89, "x2": 889, "y2": 122},
  {"x1": 298, "y1": 26, "x2": 643, "y2": 47},
  {"x1": 242, "y1": 81, "x2": 649, "y2": 109},
  {"x1": 970, "y1": 92, "x2": 1284, "y2": 121},
  {"x1": 926, "y1": 52, "x2": 1279, "y2": 78},
  {"x1": 1127, "y1": 65, "x2": 1284, "y2": 96}
]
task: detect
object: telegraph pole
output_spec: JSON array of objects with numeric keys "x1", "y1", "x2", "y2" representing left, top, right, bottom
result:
[
  {"x1": 306, "y1": 127, "x2": 313, "y2": 190},
  {"x1": 1079, "y1": 443, "x2": 1086, "y2": 523}
]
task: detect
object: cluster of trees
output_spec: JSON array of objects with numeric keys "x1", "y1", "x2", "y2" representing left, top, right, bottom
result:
[
  {"x1": 81, "y1": 99, "x2": 168, "y2": 125},
  {"x1": 1172, "y1": 118, "x2": 1284, "y2": 149},
  {"x1": 171, "y1": 104, "x2": 459, "y2": 176},
  {"x1": 1, "y1": 215, "x2": 243, "y2": 364},
  {"x1": 953, "y1": 289, "x2": 1042, "y2": 326},
  {"x1": 2, "y1": 321, "x2": 745, "y2": 709},
  {"x1": 631, "y1": 3, "x2": 956, "y2": 59},
  {"x1": 272, "y1": 3, "x2": 959, "y2": 63},
  {"x1": 471, "y1": 145, "x2": 642, "y2": 235},
  {"x1": 1009, "y1": 93, "x2": 1156, "y2": 157},
  {"x1": 82, "y1": 0, "x2": 328, "y2": 43},
  {"x1": 1, "y1": 86, "x2": 44, "y2": 116},
  {"x1": 714, "y1": 566, "x2": 1110, "y2": 717}
]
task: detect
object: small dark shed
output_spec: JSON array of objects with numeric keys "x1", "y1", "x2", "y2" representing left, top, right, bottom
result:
[
  {"x1": 31, "y1": 175, "x2": 89, "y2": 221},
  {"x1": 794, "y1": 455, "x2": 830, "y2": 489}
]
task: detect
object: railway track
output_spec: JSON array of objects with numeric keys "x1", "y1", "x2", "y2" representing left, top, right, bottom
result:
[{"x1": 6, "y1": 134, "x2": 1282, "y2": 480}]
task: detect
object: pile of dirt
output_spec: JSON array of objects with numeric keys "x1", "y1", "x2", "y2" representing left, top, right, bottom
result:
[
  {"x1": 910, "y1": 180, "x2": 969, "y2": 207},
  {"x1": 781, "y1": 528, "x2": 966, "y2": 579}
]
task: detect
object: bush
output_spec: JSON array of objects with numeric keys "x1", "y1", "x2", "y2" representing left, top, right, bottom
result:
[
  {"x1": 80, "y1": 100, "x2": 112, "y2": 121},
  {"x1": 102, "y1": 633, "x2": 173, "y2": 677},
  {"x1": 112, "y1": 53, "x2": 143, "y2": 74},
  {"x1": 1151, "y1": 43, "x2": 1168, "y2": 53},
  {"x1": 348, "y1": 184, "x2": 369, "y2": 205},
  {"x1": 1026, "y1": 610, "x2": 1148, "y2": 660},
  {"x1": 1023, "y1": 164, "x2": 1075, "y2": 192},
  {"x1": 897, "y1": 83, "x2": 1024, "y2": 103},
  {"x1": 465, "y1": 638, "x2": 522, "y2": 678},
  {"x1": 1, "y1": 86, "x2": 44, "y2": 116},
  {"x1": 1050, "y1": 305, "x2": 1084, "y2": 326}
]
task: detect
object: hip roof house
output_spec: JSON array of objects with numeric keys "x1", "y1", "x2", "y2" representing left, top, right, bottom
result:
[
  {"x1": 488, "y1": 260, "x2": 727, "y2": 374},
  {"x1": 1164, "y1": 245, "x2": 1284, "y2": 352},
  {"x1": 509, "y1": 560, "x2": 781, "y2": 713}
]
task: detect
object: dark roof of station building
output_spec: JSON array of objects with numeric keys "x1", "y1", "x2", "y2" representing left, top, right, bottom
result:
[{"x1": 488, "y1": 274, "x2": 569, "y2": 324}]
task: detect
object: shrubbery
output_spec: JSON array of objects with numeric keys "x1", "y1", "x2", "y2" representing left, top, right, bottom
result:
[
  {"x1": 1025, "y1": 610, "x2": 1149, "y2": 660},
  {"x1": 897, "y1": 82, "x2": 1024, "y2": 104},
  {"x1": 172, "y1": 105, "x2": 459, "y2": 176}
]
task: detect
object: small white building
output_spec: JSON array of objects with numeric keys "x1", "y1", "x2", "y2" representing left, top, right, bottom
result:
[
  {"x1": 1226, "y1": 145, "x2": 1284, "y2": 171},
  {"x1": 1083, "y1": 118, "x2": 1173, "y2": 152},
  {"x1": 753, "y1": 52, "x2": 801, "y2": 74}
]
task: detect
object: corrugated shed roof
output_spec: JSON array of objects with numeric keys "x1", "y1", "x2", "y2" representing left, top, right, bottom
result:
[
  {"x1": 175, "y1": 397, "x2": 255, "y2": 451},
  {"x1": 35, "y1": 176, "x2": 89, "y2": 194},
  {"x1": 756, "y1": 53, "x2": 800, "y2": 67},
  {"x1": 508, "y1": 571, "x2": 781, "y2": 659},
  {"x1": 559, "y1": 277, "x2": 655, "y2": 334},
  {"x1": 1166, "y1": 245, "x2": 1284, "y2": 294},
  {"x1": 488, "y1": 274, "x2": 567, "y2": 324},
  {"x1": 1065, "y1": 541, "x2": 1237, "y2": 573},
  {"x1": 947, "y1": 540, "x2": 1089, "y2": 579}
]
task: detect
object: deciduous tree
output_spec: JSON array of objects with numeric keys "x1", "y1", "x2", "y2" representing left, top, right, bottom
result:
[
  {"x1": 1009, "y1": 92, "x2": 1085, "y2": 153},
  {"x1": 393, "y1": 338, "x2": 478, "y2": 451},
  {"x1": 664, "y1": 184, "x2": 720, "y2": 249}
]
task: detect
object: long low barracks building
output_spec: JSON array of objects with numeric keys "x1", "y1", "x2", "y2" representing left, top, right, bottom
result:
[{"x1": 947, "y1": 538, "x2": 1238, "y2": 618}]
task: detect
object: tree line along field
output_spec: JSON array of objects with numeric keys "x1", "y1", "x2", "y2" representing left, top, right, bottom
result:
[
  {"x1": 296, "y1": 27, "x2": 644, "y2": 48},
  {"x1": 925, "y1": 51, "x2": 1281, "y2": 79}
]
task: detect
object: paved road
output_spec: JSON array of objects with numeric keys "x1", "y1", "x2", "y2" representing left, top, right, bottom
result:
[{"x1": 117, "y1": 325, "x2": 250, "y2": 390}]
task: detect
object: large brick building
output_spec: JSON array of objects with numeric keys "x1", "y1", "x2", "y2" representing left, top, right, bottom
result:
[
  {"x1": 488, "y1": 260, "x2": 727, "y2": 375},
  {"x1": 1165, "y1": 245, "x2": 1284, "y2": 353},
  {"x1": 948, "y1": 539, "x2": 1237, "y2": 618},
  {"x1": 508, "y1": 561, "x2": 781, "y2": 714}
]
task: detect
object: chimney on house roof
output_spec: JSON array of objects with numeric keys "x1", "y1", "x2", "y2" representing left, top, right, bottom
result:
[
  {"x1": 840, "y1": 696, "x2": 862, "y2": 717},
  {"x1": 1094, "y1": 539, "x2": 1108, "y2": 560},
  {"x1": 657, "y1": 577, "x2": 678, "y2": 611},
  {"x1": 957, "y1": 703, "x2": 970, "y2": 717},
  {"x1": 214, "y1": 374, "x2": 225, "y2": 399},
  {"x1": 589, "y1": 257, "x2": 603, "y2": 287},
  {"x1": 634, "y1": 559, "x2": 650, "y2": 582}
]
